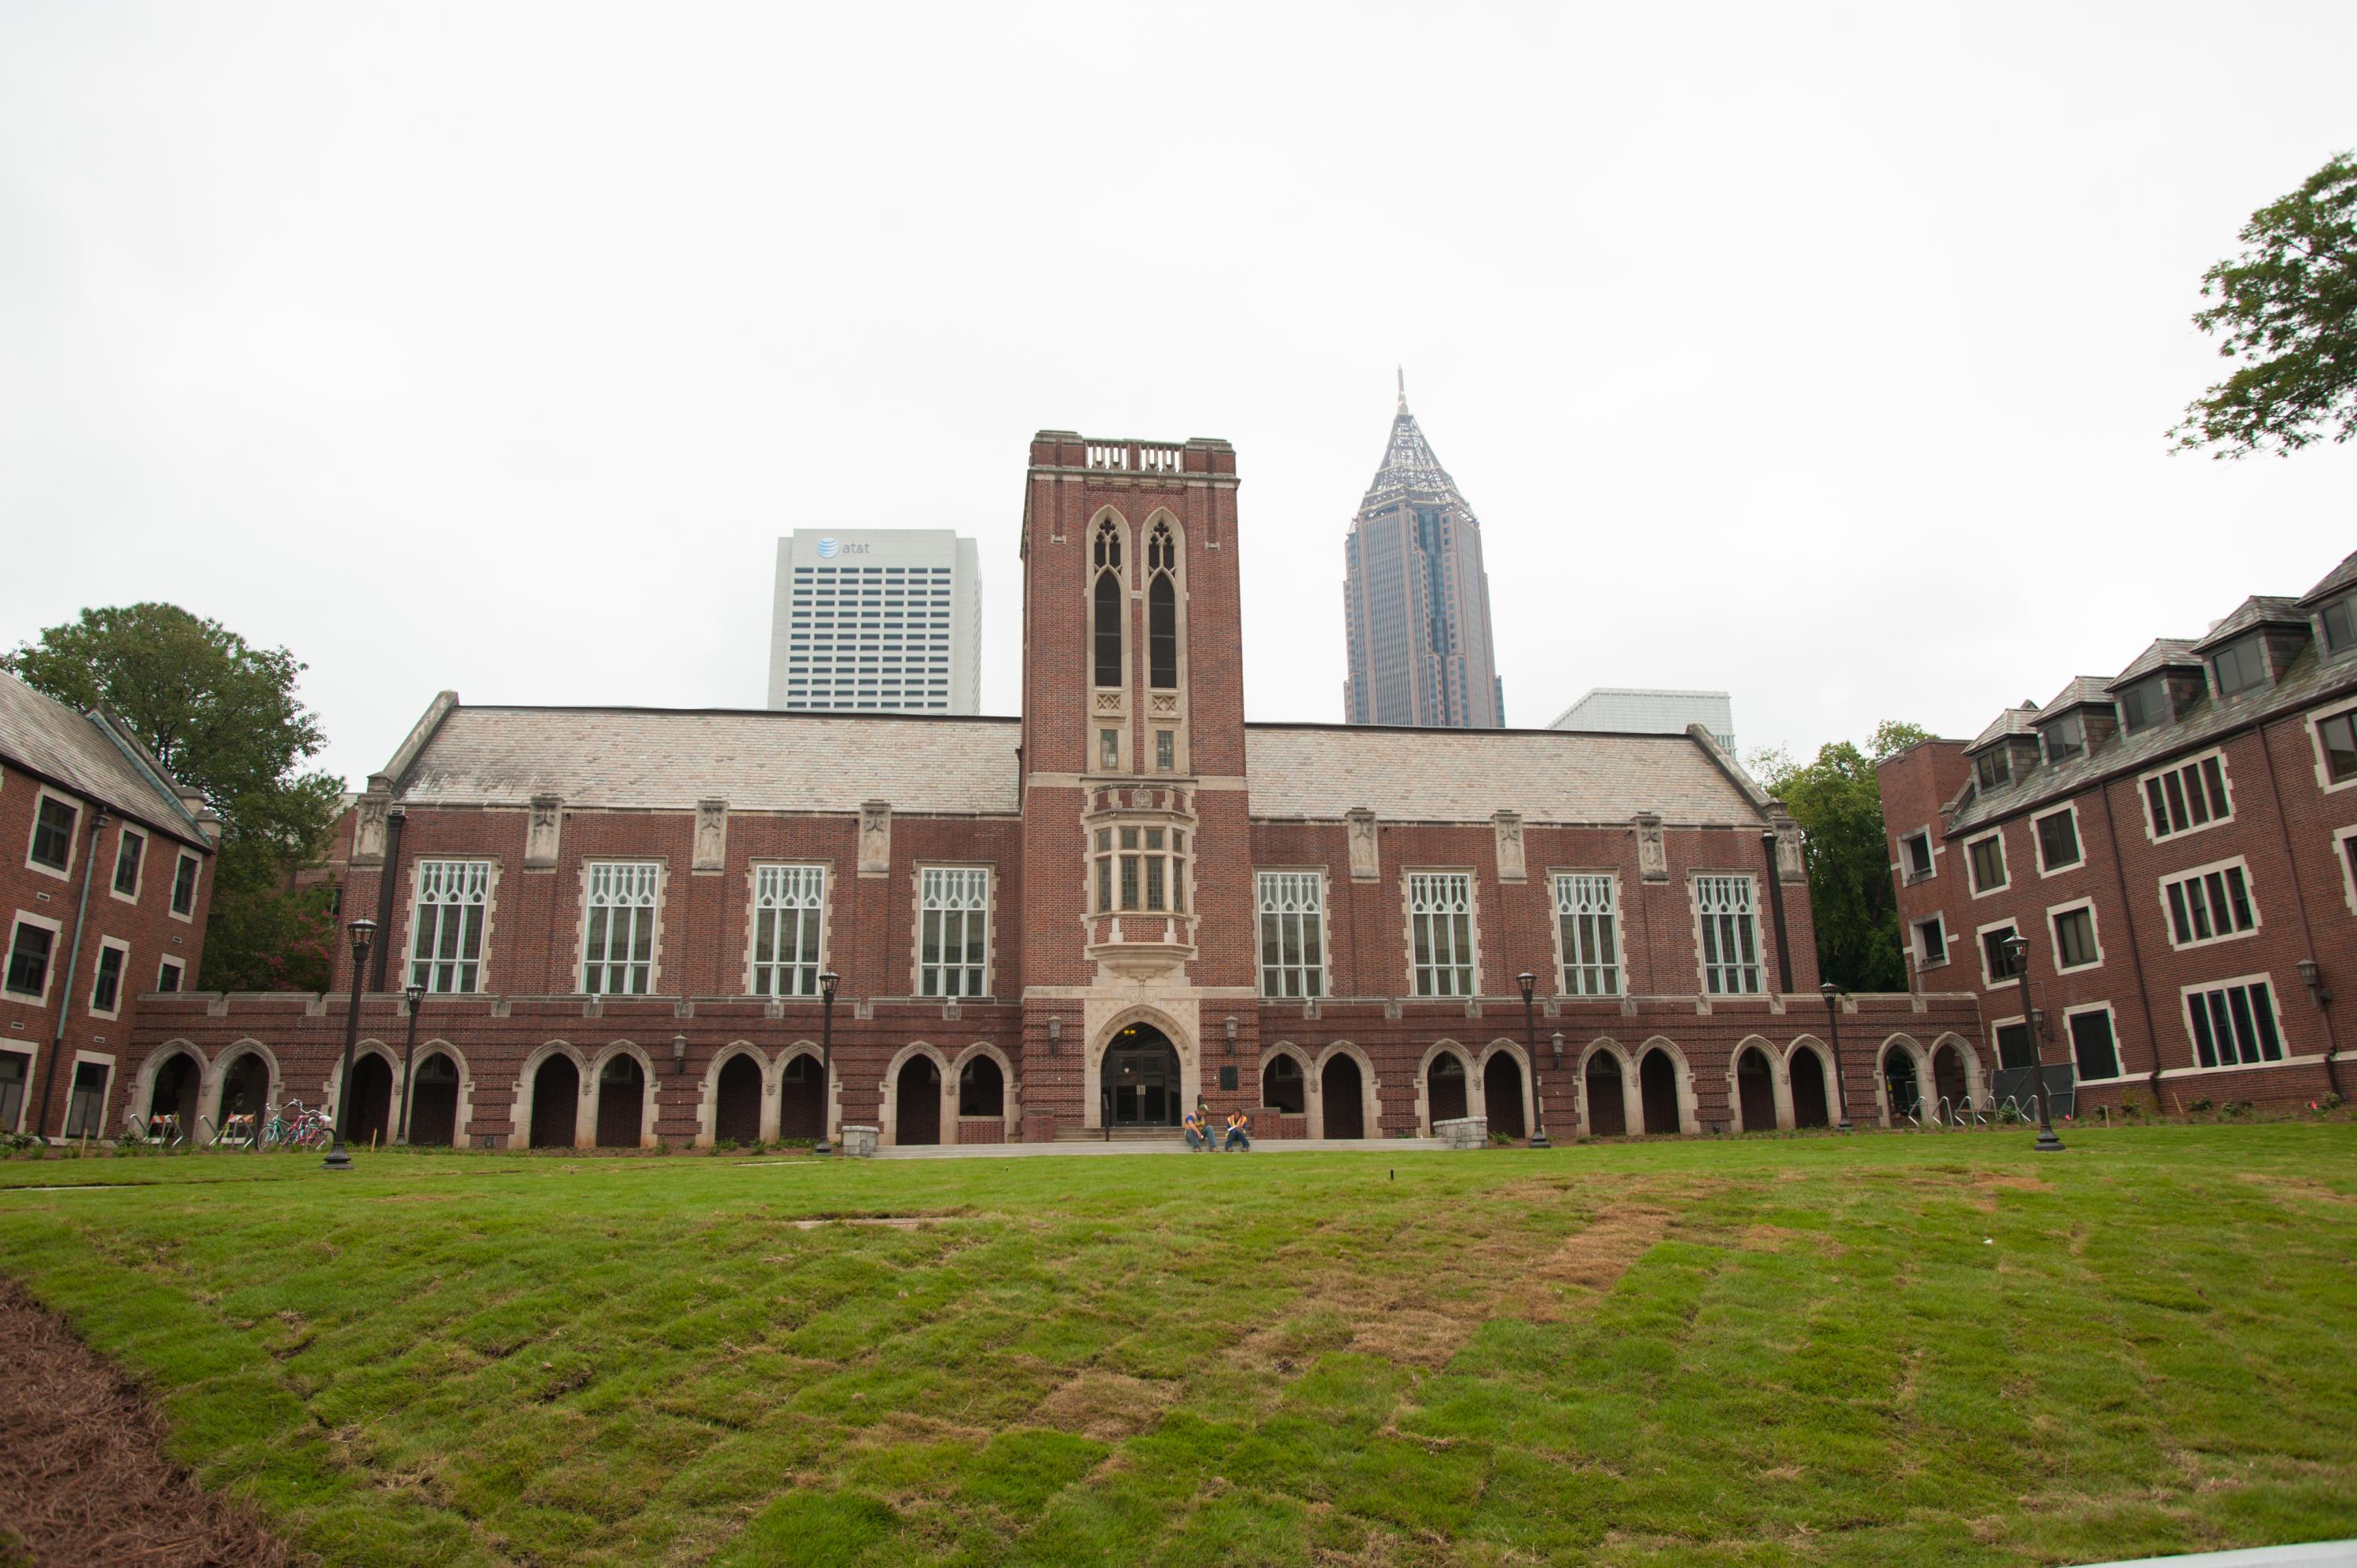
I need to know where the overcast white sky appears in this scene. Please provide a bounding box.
[4,2,2352,790]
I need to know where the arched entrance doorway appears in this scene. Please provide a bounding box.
[1262,1055,1305,1115]
[347,1055,394,1149]
[714,1054,762,1145]
[1790,1046,1831,1130]
[1639,1049,1681,1135]
[1321,1054,1365,1139]
[529,1057,579,1148]
[779,1054,825,1140]
[1102,1024,1182,1128]
[1932,1043,1970,1120]
[1482,1054,1525,1138]
[1883,1049,1921,1124]
[148,1053,200,1138]
[217,1053,270,1132]
[1736,1047,1776,1131]
[1585,1054,1626,1137]
[896,1055,942,1145]
[409,1053,460,1147]
[596,1057,645,1148]
[1428,1052,1468,1124]
[958,1057,1003,1118]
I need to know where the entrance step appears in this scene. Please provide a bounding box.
[1054,1126,1186,1142]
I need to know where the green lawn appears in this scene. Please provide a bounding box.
[2,1125,2354,1566]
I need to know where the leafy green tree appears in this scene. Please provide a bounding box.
[5,604,345,991]
[2172,152,2357,458]
[1750,721,1931,994]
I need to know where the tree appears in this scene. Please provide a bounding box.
[4,604,345,991]
[1750,721,1932,994]
[2172,152,2357,458]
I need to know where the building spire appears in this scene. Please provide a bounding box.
[1396,365,1406,412]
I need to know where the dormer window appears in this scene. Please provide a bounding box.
[1974,750,2011,790]
[2117,676,2168,735]
[2212,636,2270,698]
[2043,713,2085,764]
[2320,593,2355,653]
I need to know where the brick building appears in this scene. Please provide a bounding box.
[2,670,218,1141]
[1879,547,2357,1115]
[119,431,1979,1151]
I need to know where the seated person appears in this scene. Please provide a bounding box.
[1182,1109,1207,1151]
[1223,1112,1252,1151]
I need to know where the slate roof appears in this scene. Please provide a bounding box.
[1242,725,1767,826]
[2106,638,2203,690]
[2040,677,2113,716]
[394,706,1024,815]
[2191,595,2309,655]
[1948,635,2357,837]
[1967,706,2040,752]
[0,670,211,845]
[2303,548,2357,608]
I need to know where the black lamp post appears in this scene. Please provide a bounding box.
[2000,932,2066,1152]
[324,918,377,1171]
[814,969,840,1156]
[1817,981,1853,1131]
[395,982,425,1145]
[1517,970,1549,1149]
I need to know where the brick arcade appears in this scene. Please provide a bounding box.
[114,431,1984,1152]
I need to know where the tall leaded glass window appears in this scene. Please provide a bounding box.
[1146,521,1177,689]
[582,862,659,995]
[919,867,989,997]
[409,859,492,994]
[1093,520,1124,687]
[1257,871,1324,998]
[751,864,825,996]
[1408,872,1475,997]
[1096,826,1185,914]
[1553,874,1619,995]
[1694,874,1761,995]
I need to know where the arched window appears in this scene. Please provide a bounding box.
[1262,1054,1305,1114]
[959,1056,1004,1116]
[1092,518,1124,688]
[1146,522,1177,689]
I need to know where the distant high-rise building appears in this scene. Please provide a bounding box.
[1552,689,1736,754]
[768,529,982,713]
[1340,378,1505,728]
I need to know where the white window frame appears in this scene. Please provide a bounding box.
[580,860,662,995]
[4,910,64,1005]
[2307,699,2357,794]
[168,850,201,922]
[1254,869,1325,999]
[917,865,992,998]
[1975,915,2023,992]
[61,1050,114,1141]
[409,859,496,995]
[2063,1001,2124,1083]
[25,786,80,881]
[1551,870,1623,997]
[2338,824,2357,920]
[2033,804,2084,876]
[750,863,829,997]
[0,1044,31,1134]
[2138,748,2234,843]
[1691,872,1762,996]
[1911,913,1949,971]
[1897,827,1937,885]
[156,955,185,995]
[2179,973,2287,1072]
[1964,830,2008,896]
[2045,896,2103,972]
[1405,870,1479,998]
[2157,854,2261,953]
[87,936,132,1020]
[110,825,148,905]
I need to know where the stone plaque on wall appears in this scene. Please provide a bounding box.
[525,794,563,870]
[352,794,390,865]
[1492,810,1525,882]
[859,800,892,877]
[694,798,728,873]
[1346,807,1379,882]
[1634,811,1669,882]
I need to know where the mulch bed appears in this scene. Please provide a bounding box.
[0,1277,293,1567]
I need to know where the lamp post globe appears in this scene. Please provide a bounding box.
[815,969,841,1156]
[395,981,425,1145]
[2000,932,2066,1152]
[1516,970,1549,1149]
[324,918,378,1171]
[1818,980,1853,1132]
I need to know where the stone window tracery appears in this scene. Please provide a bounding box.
[1257,872,1325,998]
[919,866,989,998]
[582,862,660,995]
[410,859,493,994]
[752,864,826,996]
[1093,519,1124,689]
[1408,872,1475,997]
[1146,521,1178,690]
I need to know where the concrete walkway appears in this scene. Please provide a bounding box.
[874,1136,1449,1160]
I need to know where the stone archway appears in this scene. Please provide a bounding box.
[215,1050,273,1133]
[1481,1052,1526,1138]
[1638,1047,1682,1136]
[714,1053,763,1145]
[147,1049,203,1139]
[1735,1045,1777,1132]
[347,1053,395,1148]
[595,1054,647,1149]
[1101,1023,1183,1128]
[529,1055,581,1148]
[1789,1044,1831,1130]
[1882,1043,1923,1125]
[1259,1049,1307,1116]
[779,1050,826,1141]
[1582,1046,1629,1138]
[1321,1053,1365,1139]
[896,1053,944,1145]
[1427,1050,1469,1126]
[1931,1039,1971,1119]
[408,1051,462,1148]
